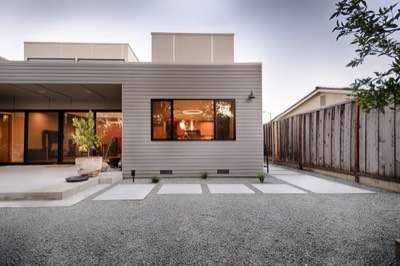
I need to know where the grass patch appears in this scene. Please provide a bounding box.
[257,173,266,183]
[200,171,209,179]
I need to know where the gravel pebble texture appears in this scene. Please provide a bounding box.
[0,170,399,265]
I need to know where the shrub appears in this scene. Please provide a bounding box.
[257,173,266,183]
[200,171,209,179]
[72,110,104,157]
[150,175,160,183]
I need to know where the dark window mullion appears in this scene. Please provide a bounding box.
[24,111,29,163]
[213,100,217,140]
[151,100,155,140]
[58,112,63,163]
[170,100,174,140]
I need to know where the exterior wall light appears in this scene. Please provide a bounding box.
[248,90,256,100]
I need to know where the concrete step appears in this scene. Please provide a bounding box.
[0,171,122,201]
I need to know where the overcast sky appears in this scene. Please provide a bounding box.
[0,0,395,120]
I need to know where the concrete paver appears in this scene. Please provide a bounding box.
[93,184,155,200]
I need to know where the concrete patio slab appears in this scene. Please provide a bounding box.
[0,184,110,207]
[208,184,255,194]
[274,174,374,194]
[0,165,122,201]
[93,184,155,200]
[252,184,307,194]
[158,184,202,194]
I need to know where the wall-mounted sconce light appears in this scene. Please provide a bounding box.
[248,90,256,100]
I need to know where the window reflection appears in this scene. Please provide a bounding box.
[0,112,25,163]
[216,100,235,140]
[63,112,87,163]
[151,99,235,141]
[173,100,214,140]
[152,100,172,140]
[27,112,59,163]
[96,112,122,167]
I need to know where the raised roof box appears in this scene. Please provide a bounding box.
[24,42,139,62]
[152,32,234,64]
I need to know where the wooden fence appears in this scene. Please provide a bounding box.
[263,101,400,181]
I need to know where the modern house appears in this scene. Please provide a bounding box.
[273,87,353,121]
[0,32,263,178]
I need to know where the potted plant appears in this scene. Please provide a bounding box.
[72,110,104,177]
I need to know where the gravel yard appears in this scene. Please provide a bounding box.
[0,173,399,265]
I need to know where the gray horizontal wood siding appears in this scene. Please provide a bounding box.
[0,61,263,178]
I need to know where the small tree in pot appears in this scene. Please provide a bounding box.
[72,110,104,177]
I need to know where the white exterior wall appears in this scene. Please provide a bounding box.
[152,33,234,64]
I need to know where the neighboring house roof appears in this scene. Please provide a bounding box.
[0,56,8,62]
[272,86,353,121]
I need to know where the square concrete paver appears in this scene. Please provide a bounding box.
[268,170,300,175]
[208,184,255,194]
[93,184,155,200]
[252,184,307,194]
[274,175,374,194]
[158,184,202,194]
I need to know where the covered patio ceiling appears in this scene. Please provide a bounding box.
[0,83,122,102]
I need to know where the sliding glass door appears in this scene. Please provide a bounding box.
[27,112,59,163]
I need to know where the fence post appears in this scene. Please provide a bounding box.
[354,102,360,183]
[298,114,303,170]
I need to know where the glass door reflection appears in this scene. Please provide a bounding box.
[62,112,87,163]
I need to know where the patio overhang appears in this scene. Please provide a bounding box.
[0,83,122,110]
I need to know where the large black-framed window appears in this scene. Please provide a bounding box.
[151,99,236,141]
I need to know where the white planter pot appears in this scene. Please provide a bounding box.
[75,156,103,177]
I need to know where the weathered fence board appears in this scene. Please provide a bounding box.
[366,109,379,175]
[304,113,311,165]
[343,103,352,172]
[311,112,317,166]
[359,110,366,174]
[396,111,400,178]
[274,121,279,160]
[317,110,324,166]
[288,117,293,161]
[339,105,345,171]
[378,107,395,177]
[350,103,355,172]
[324,108,332,168]
[293,116,298,162]
[331,106,341,170]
